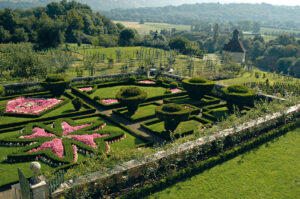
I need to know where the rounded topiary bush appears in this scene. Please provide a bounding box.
[222,84,256,111]
[127,76,136,83]
[170,82,178,89]
[156,103,191,132]
[72,97,82,111]
[41,74,70,97]
[182,77,215,99]
[116,87,147,113]
[156,78,163,86]
[0,85,5,97]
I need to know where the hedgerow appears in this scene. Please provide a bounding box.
[182,77,215,99]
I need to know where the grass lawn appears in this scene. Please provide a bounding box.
[147,128,300,199]
[146,119,202,138]
[116,104,159,121]
[0,116,146,188]
[90,85,167,99]
[217,70,299,86]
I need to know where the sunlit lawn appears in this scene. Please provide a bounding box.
[147,128,300,199]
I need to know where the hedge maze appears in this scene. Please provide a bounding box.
[0,76,256,187]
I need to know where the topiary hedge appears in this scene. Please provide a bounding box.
[156,103,191,132]
[41,74,70,97]
[116,87,147,113]
[182,77,215,99]
[222,84,256,111]
[0,85,5,97]
[72,97,82,111]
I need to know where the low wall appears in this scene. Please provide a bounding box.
[52,104,300,198]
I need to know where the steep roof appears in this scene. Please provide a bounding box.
[223,30,247,53]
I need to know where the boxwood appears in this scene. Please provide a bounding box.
[182,77,215,99]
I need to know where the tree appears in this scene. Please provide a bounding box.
[276,34,296,46]
[169,36,189,52]
[37,14,65,49]
[0,26,10,43]
[252,22,261,33]
[11,28,28,43]
[118,28,136,46]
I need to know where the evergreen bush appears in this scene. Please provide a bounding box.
[72,98,82,111]
[116,87,147,113]
[182,77,215,99]
[41,74,70,97]
[0,85,5,97]
[222,84,256,111]
[127,76,136,83]
[156,78,163,86]
[170,82,178,89]
[156,103,191,132]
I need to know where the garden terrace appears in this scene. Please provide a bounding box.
[0,91,95,131]
[0,113,149,187]
[71,79,186,108]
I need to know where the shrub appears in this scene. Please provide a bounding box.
[116,87,147,113]
[127,76,136,83]
[170,82,178,89]
[0,101,6,116]
[182,77,215,99]
[0,86,5,97]
[222,84,256,111]
[72,98,82,111]
[94,96,100,101]
[156,78,163,86]
[41,74,70,97]
[156,103,191,132]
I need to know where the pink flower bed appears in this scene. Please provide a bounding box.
[170,89,182,93]
[100,99,119,105]
[79,87,93,92]
[72,145,78,163]
[29,138,64,158]
[61,121,91,136]
[68,134,109,148]
[20,127,56,139]
[6,97,63,115]
[184,105,193,110]
[138,80,155,84]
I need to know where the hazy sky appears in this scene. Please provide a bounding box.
[209,0,300,6]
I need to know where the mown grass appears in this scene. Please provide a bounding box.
[0,116,146,187]
[217,70,299,86]
[117,104,159,121]
[90,85,167,99]
[147,128,300,199]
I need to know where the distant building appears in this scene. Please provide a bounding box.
[222,30,247,63]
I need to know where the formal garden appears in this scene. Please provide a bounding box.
[0,72,299,199]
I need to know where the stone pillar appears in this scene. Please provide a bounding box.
[30,180,49,199]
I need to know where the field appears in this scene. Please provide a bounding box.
[147,127,300,199]
[113,21,190,35]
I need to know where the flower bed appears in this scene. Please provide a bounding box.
[170,89,182,94]
[5,97,63,115]
[138,80,156,84]
[100,99,119,105]
[78,87,93,92]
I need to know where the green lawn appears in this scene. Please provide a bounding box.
[117,104,159,121]
[147,128,300,199]
[91,85,167,99]
[0,116,146,187]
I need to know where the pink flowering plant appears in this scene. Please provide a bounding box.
[5,97,65,116]
[100,99,119,105]
[78,87,93,92]
[138,80,156,84]
[1,118,125,166]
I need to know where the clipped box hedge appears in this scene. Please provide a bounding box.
[222,85,256,111]
[182,77,215,99]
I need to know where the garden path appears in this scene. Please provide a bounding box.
[79,96,165,144]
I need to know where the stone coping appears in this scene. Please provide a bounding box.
[52,103,300,198]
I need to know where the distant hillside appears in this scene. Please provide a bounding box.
[105,3,300,27]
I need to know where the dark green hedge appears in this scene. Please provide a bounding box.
[163,95,220,108]
[116,87,147,113]
[182,77,215,99]
[41,74,70,97]
[120,120,300,199]
[0,85,5,97]
[222,85,256,111]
